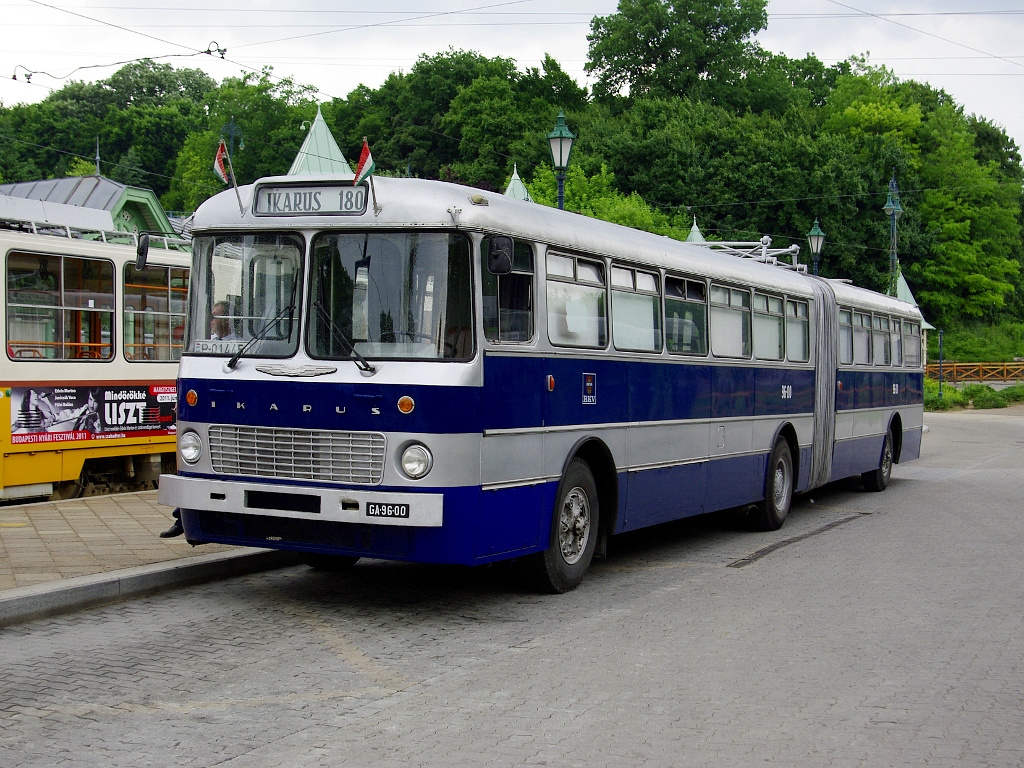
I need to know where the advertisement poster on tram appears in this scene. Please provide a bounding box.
[9,385,177,445]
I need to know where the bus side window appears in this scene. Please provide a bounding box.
[665,277,707,356]
[481,236,534,343]
[903,320,922,367]
[890,316,903,366]
[838,308,854,365]
[753,291,784,361]
[546,252,607,349]
[872,315,891,366]
[611,265,661,353]
[853,311,871,364]
[709,284,751,359]
[786,299,810,363]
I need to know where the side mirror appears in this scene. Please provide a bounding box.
[487,236,513,275]
[135,233,150,271]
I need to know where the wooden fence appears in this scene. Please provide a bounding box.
[925,362,1024,382]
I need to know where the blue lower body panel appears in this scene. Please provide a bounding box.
[830,434,884,482]
[180,482,557,567]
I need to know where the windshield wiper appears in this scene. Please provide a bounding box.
[313,299,375,373]
[226,304,296,370]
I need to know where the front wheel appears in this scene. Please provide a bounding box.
[750,438,794,532]
[523,458,599,593]
[862,428,894,492]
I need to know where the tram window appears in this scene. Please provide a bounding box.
[124,264,189,361]
[709,284,751,358]
[547,253,607,349]
[872,315,891,365]
[786,299,810,363]
[665,277,707,356]
[853,311,871,365]
[890,316,903,366]
[838,308,854,365]
[904,321,922,366]
[481,236,534,343]
[753,292,784,361]
[6,251,114,361]
[611,266,661,353]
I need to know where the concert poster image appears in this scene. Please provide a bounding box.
[9,385,177,444]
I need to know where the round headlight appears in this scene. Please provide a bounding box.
[400,444,433,479]
[179,430,203,465]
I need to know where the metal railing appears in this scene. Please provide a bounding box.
[925,362,1024,382]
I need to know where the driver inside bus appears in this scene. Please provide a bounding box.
[210,300,240,340]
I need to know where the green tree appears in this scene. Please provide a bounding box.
[586,0,768,100]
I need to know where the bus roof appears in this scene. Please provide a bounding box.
[194,175,923,320]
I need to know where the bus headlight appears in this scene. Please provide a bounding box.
[400,443,433,479]
[179,430,203,465]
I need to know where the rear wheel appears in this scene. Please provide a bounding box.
[750,438,793,532]
[523,458,599,593]
[862,427,894,492]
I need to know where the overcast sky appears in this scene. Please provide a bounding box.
[4,1,1024,157]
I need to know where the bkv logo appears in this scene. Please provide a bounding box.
[582,373,597,405]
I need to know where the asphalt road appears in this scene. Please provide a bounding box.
[2,407,1022,767]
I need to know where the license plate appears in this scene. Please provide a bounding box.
[366,502,410,519]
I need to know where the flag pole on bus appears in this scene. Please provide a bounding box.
[214,138,245,215]
[354,137,381,215]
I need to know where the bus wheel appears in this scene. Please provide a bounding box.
[751,439,793,532]
[303,554,360,571]
[862,428,894,492]
[524,458,598,593]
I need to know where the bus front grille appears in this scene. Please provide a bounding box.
[208,426,386,485]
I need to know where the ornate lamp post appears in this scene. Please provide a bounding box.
[882,173,903,296]
[546,111,576,210]
[807,218,825,276]
[219,116,245,161]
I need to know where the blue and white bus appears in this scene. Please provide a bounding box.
[159,175,924,592]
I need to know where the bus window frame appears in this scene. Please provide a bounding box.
[546,250,608,350]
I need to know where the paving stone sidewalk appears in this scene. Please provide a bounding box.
[0,490,235,593]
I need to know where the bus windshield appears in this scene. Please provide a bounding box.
[188,234,303,358]
[309,231,473,361]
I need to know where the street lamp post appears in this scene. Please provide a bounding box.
[807,218,825,276]
[546,111,576,211]
[882,173,903,296]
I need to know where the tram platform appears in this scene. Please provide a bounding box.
[0,490,297,626]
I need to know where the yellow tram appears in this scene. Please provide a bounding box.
[1,210,189,501]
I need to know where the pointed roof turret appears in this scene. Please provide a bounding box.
[288,106,353,176]
[685,215,706,243]
[503,164,533,202]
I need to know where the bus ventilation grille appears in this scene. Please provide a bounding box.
[208,425,386,485]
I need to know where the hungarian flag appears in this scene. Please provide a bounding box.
[213,139,229,184]
[353,138,376,185]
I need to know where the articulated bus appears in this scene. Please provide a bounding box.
[1,217,189,500]
[159,175,924,592]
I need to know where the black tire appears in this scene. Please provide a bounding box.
[750,438,794,532]
[303,554,360,571]
[523,458,599,593]
[862,427,894,492]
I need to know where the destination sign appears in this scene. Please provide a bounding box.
[253,184,368,216]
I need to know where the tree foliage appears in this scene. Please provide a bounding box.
[1,13,1022,329]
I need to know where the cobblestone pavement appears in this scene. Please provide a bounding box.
[2,408,1023,767]
[0,491,234,591]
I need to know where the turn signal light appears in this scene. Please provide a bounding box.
[397,395,415,414]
